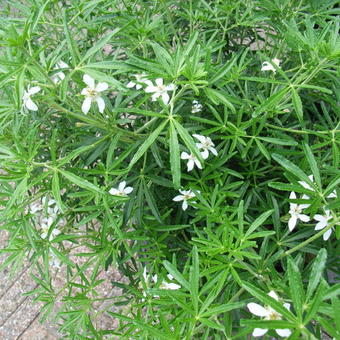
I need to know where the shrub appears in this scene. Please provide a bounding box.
[0,0,339,338]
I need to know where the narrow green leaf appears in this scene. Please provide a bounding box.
[272,153,313,187]
[50,246,75,267]
[258,137,297,146]
[149,224,190,231]
[210,53,238,84]
[107,313,170,339]
[143,182,162,223]
[59,169,104,194]
[80,68,125,90]
[241,319,293,329]
[242,282,296,322]
[163,260,190,291]
[81,29,119,63]
[287,258,304,320]
[291,88,303,123]
[252,87,288,118]
[303,142,321,188]
[306,248,327,301]
[238,200,244,234]
[245,210,273,237]
[52,171,65,212]
[129,119,167,168]
[304,280,327,324]
[169,121,180,188]
[255,139,270,160]
[204,88,236,112]
[201,302,244,317]
[172,119,203,162]
[190,246,199,313]
[62,10,80,65]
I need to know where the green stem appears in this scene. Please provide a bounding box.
[282,218,339,257]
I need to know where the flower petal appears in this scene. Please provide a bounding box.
[323,228,332,240]
[180,152,190,160]
[314,214,324,222]
[200,149,209,160]
[298,214,310,222]
[187,159,194,172]
[82,97,92,114]
[124,186,133,194]
[25,98,38,111]
[247,303,269,317]
[283,303,291,311]
[28,86,41,95]
[164,282,181,290]
[261,61,274,72]
[288,215,297,231]
[109,188,118,195]
[193,134,206,143]
[165,84,175,91]
[161,92,170,105]
[118,181,126,191]
[155,78,163,87]
[96,96,105,113]
[314,218,327,230]
[173,195,184,202]
[276,328,292,337]
[95,82,108,92]
[289,191,296,199]
[182,200,188,211]
[126,81,136,88]
[252,328,268,337]
[151,93,160,101]
[83,74,95,88]
[268,290,279,301]
[210,147,218,156]
[194,159,202,169]
[327,190,337,198]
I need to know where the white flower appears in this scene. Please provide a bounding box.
[109,181,133,196]
[314,210,333,240]
[298,174,314,191]
[261,58,281,73]
[41,220,61,240]
[181,152,202,171]
[247,290,292,338]
[49,252,61,268]
[193,134,217,160]
[299,175,337,199]
[127,73,148,90]
[29,202,43,214]
[81,74,108,114]
[191,100,202,113]
[173,189,196,211]
[159,274,181,290]
[23,85,41,111]
[144,78,175,105]
[327,190,337,198]
[51,60,69,84]
[288,191,310,231]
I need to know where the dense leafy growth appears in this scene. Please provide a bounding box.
[0,0,339,338]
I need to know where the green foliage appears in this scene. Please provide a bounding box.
[0,0,339,338]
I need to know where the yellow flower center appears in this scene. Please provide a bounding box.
[86,89,97,98]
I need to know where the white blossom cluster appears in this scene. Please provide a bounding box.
[28,196,65,268]
[247,291,291,337]
[288,175,336,240]
[141,267,181,298]
[22,58,285,115]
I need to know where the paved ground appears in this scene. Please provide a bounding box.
[0,230,123,339]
